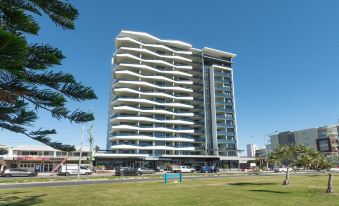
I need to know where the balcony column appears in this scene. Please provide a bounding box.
[136,139,139,154]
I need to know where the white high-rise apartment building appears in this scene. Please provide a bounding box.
[246,144,257,158]
[97,31,243,168]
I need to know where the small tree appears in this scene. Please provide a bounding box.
[268,145,301,185]
[270,144,336,192]
[163,162,171,171]
[296,146,335,194]
[318,156,335,194]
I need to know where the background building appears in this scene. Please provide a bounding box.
[246,144,257,157]
[270,124,339,156]
[97,30,246,169]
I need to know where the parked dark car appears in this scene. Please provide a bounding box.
[1,168,38,177]
[115,167,140,176]
[137,167,155,174]
[200,166,220,173]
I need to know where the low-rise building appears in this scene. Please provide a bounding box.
[255,148,266,158]
[0,145,91,173]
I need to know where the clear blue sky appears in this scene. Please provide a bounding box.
[2,0,339,153]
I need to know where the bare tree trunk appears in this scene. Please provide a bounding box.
[283,166,290,185]
[326,172,335,194]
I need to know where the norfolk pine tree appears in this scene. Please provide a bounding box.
[0,0,97,151]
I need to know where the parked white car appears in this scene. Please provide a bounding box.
[330,167,339,172]
[273,167,293,173]
[1,168,37,177]
[58,165,92,176]
[172,166,195,173]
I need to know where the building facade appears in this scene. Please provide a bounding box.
[270,125,339,156]
[97,30,243,169]
[0,145,90,173]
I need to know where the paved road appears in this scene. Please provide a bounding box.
[0,172,324,190]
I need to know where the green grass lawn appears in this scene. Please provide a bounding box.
[0,172,240,184]
[0,175,126,184]
[0,175,338,206]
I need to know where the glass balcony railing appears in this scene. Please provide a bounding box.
[214,71,231,78]
[217,123,234,128]
[216,115,233,120]
[215,93,232,98]
[215,86,231,91]
[111,134,194,139]
[214,79,232,85]
[216,108,233,113]
[215,100,233,104]
[195,146,206,150]
[194,138,205,142]
[217,130,234,135]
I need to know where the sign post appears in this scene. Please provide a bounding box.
[164,173,183,184]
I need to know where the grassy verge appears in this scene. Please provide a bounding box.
[0,175,138,184]
[0,175,338,206]
[0,172,247,184]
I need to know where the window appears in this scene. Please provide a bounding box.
[156,50,165,55]
[21,151,29,155]
[0,149,8,155]
[29,151,37,155]
[318,140,329,151]
[154,132,166,137]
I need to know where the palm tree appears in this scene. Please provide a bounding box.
[317,156,335,194]
[268,145,299,185]
[293,145,335,194]
[269,144,335,193]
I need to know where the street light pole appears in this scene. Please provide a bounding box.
[264,136,269,174]
[87,108,94,171]
[77,124,85,180]
[264,131,278,174]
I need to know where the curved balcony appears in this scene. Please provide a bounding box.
[113,106,193,117]
[113,88,193,100]
[115,53,192,70]
[117,31,192,50]
[111,144,195,151]
[114,70,192,85]
[111,116,194,125]
[119,47,192,63]
[116,36,192,55]
[115,63,192,77]
[109,135,194,142]
[111,125,194,134]
[114,81,193,93]
[112,98,193,109]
